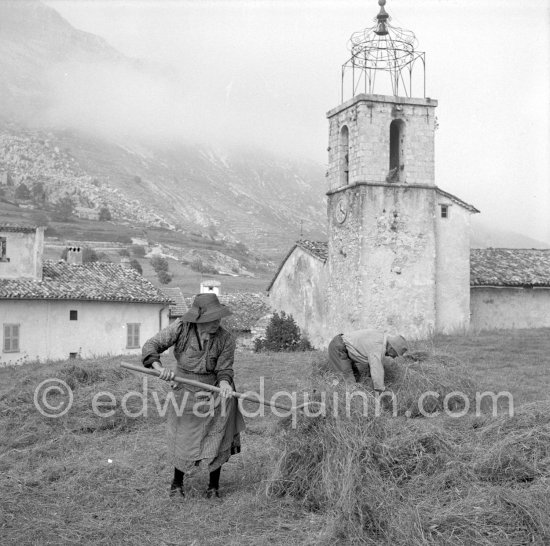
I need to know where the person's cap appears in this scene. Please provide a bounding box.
[387,334,408,356]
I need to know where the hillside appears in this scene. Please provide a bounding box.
[0,0,327,261]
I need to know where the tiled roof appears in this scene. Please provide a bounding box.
[160,287,188,317]
[184,292,271,332]
[267,240,327,292]
[436,188,480,214]
[0,224,39,233]
[470,249,550,287]
[0,260,172,303]
[296,240,328,262]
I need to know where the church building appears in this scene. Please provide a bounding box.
[268,1,550,347]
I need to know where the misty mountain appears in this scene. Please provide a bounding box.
[0,0,326,257]
[470,218,549,250]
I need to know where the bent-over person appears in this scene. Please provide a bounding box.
[328,329,408,394]
[142,293,245,499]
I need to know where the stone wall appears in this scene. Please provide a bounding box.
[470,288,550,331]
[268,246,327,348]
[326,94,437,190]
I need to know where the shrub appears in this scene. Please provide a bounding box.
[157,270,172,284]
[118,248,130,257]
[150,255,169,273]
[52,196,75,222]
[130,244,146,257]
[190,258,218,275]
[15,183,31,200]
[98,207,111,221]
[129,259,142,275]
[254,311,313,352]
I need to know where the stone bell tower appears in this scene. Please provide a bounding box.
[326,0,477,339]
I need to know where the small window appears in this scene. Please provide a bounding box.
[0,237,8,262]
[127,323,141,349]
[3,324,19,353]
[440,205,449,218]
[70,310,78,320]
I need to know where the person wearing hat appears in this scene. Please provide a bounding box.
[327,329,408,393]
[142,293,245,499]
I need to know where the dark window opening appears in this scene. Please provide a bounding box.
[70,310,78,320]
[3,324,20,352]
[69,352,78,359]
[0,237,8,262]
[340,125,349,185]
[127,323,141,349]
[440,205,449,218]
[389,119,405,182]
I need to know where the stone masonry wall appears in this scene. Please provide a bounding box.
[327,94,437,190]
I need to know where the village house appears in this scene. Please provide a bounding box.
[0,224,172,366]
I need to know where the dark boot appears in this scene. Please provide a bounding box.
[170,467,185,498]
[205,466,221,498]
[170,482,185,498]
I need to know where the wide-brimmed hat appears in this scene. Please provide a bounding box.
[181,293,232,323]
[387,334,408,356]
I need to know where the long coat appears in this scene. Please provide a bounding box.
[142,319,245,472]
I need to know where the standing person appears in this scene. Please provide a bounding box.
[142,293,245,499]
[327,329,408,393]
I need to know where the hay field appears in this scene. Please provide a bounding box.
[1,329,549,545]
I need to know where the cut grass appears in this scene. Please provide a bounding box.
[0,329,549,544]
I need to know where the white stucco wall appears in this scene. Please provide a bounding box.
[268,247,327,349]
[0,300,170,366]
[435,198,472,333]
[0,227,44,279]
[470,287,550,331]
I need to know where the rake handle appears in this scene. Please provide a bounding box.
[120,361,293,412]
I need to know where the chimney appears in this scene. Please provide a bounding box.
[66,246,83,265]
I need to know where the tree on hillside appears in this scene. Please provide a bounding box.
[99,207,111,221]
[118,248,130,258]
[130,244,146,258]
[15,183,31,200]
[151,255,169,273]
[157,270,172,285]
[129,259,142,275]
[52,196,75,222]
[31,181,46,205]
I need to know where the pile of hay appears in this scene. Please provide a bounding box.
[269,352,550,544]
[0,357,167,452]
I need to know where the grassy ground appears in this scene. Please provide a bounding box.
[1,329,549,545]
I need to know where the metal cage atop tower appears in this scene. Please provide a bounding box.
[341,0,426,101]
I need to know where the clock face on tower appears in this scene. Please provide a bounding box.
[335,195,348,224]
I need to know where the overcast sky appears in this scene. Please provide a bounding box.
[46,0,550,243]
